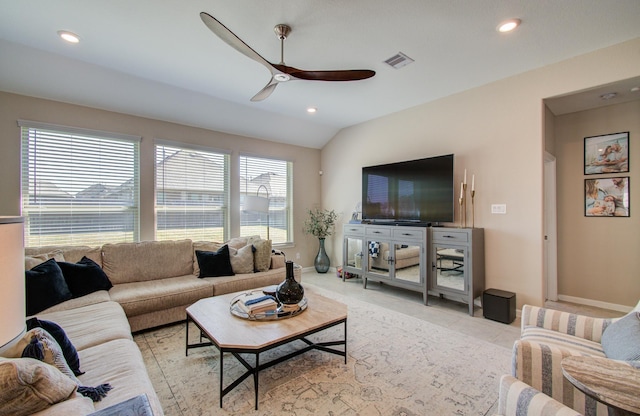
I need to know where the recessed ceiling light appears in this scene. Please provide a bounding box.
[497,19,521,33]
[600,92,618,100]
[631,86,640,92]
[57,30,80,44]
[307,107,317,114]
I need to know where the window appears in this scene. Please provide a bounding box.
[155,142,230,241]
[20,120,140,247]
[240,155,292,244]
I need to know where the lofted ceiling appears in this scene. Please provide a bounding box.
[0,1,639,149]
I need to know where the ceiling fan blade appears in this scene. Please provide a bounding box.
[274,66,376,82]
[250,80,279,102]
[200,12,274,72]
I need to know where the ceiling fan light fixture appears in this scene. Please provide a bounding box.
[274,73,290,82]
[57,30,80,43]
[307,107,317,114]
[497,19,521,33]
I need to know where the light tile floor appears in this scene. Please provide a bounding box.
[301,269,625,351]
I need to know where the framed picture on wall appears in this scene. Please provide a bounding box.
[584,132,629,175]
[585,177,629,217]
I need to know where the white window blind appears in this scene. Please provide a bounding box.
[19,121,140,247]
[155,142,229,241]
[240,155,292,244]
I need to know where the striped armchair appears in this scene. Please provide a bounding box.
[496,375,582,416]
[512,305,615,416]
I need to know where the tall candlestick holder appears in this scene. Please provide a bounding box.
[458,197,464,228]
[470,190,475,228]
[462,183,467,228]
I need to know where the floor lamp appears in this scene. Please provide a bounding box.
[0,217,25,354]
[244,185,270,240]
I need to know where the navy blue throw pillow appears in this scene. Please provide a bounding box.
[196,245,234,278]
[57,256,113,298]
[25,258,72,315]
[26,317,84,376]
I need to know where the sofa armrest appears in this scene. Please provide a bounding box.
[497,375,582,416]
[520,305,612,342]
[512,339,607,415]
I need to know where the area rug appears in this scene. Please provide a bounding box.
[134,285,510,415]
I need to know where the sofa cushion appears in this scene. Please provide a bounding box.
[102,239,193,284]
[196,245,234,278]
[252,239,272,272]
[58,257,113,298]
[26,246,102,266]
[108,275,213,317]
[207,266,292,296]
[520,326,606,356]
[226,236,248,249]
[5,328,79,383]
[37,290,111,315]
[25,250,66,270]
[601,311,640,360]
[77,339,162,415]
[0,357,77,416]
[229,244,255,274]
[37,301,133,351]
[192,241,222,277]
[26,259,73,316]
[26,318,83,376]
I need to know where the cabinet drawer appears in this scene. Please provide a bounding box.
[365,227,392,238]
[432,229,469,243]
[343,224,364,235]
[392,228,425,241]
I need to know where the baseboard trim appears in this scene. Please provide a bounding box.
[557,295,633,313]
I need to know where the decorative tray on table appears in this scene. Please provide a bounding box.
[229,289,307,321]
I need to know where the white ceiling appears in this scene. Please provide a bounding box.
[1,1,639,149]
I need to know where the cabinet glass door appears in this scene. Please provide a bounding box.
[366,239,390,278]
[393,243,421,284]
[345,237,363,269]
[433,245,466,292]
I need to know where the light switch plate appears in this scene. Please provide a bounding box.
[491,204,507,214]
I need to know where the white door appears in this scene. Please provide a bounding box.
[544,152,558,301]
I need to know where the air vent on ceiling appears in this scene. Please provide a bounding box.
[384,52,414,69]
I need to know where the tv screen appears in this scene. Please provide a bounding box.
[362,154,454,224]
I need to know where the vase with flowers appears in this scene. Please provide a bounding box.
[303,208,338,273]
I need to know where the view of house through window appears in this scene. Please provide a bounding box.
[240,155,291,244]
[155,142,229,242]
[20,121,140,247]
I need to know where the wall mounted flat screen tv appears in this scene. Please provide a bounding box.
[362,154,454,224]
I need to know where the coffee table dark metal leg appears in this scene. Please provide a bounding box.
[254,354,259,410]
[219,351,223,408]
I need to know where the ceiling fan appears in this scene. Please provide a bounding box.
[200,12,376,102]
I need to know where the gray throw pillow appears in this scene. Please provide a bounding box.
[601,311,640,360]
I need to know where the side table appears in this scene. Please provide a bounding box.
[561,356,640,416]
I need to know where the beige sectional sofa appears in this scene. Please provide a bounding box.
[2,238,298,416]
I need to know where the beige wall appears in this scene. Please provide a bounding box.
[554,100,640,307]
[322,38,640,309]
[0,92,322,266]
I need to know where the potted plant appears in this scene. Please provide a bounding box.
[303,208,338,273]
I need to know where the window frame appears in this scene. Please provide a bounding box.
[19,119,141,247]
[239,153,293,245]
[154,139,231,242]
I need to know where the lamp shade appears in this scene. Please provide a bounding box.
[244,195,270,213]
[0,217,25,350]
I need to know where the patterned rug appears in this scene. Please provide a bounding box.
[134,284,510,415]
